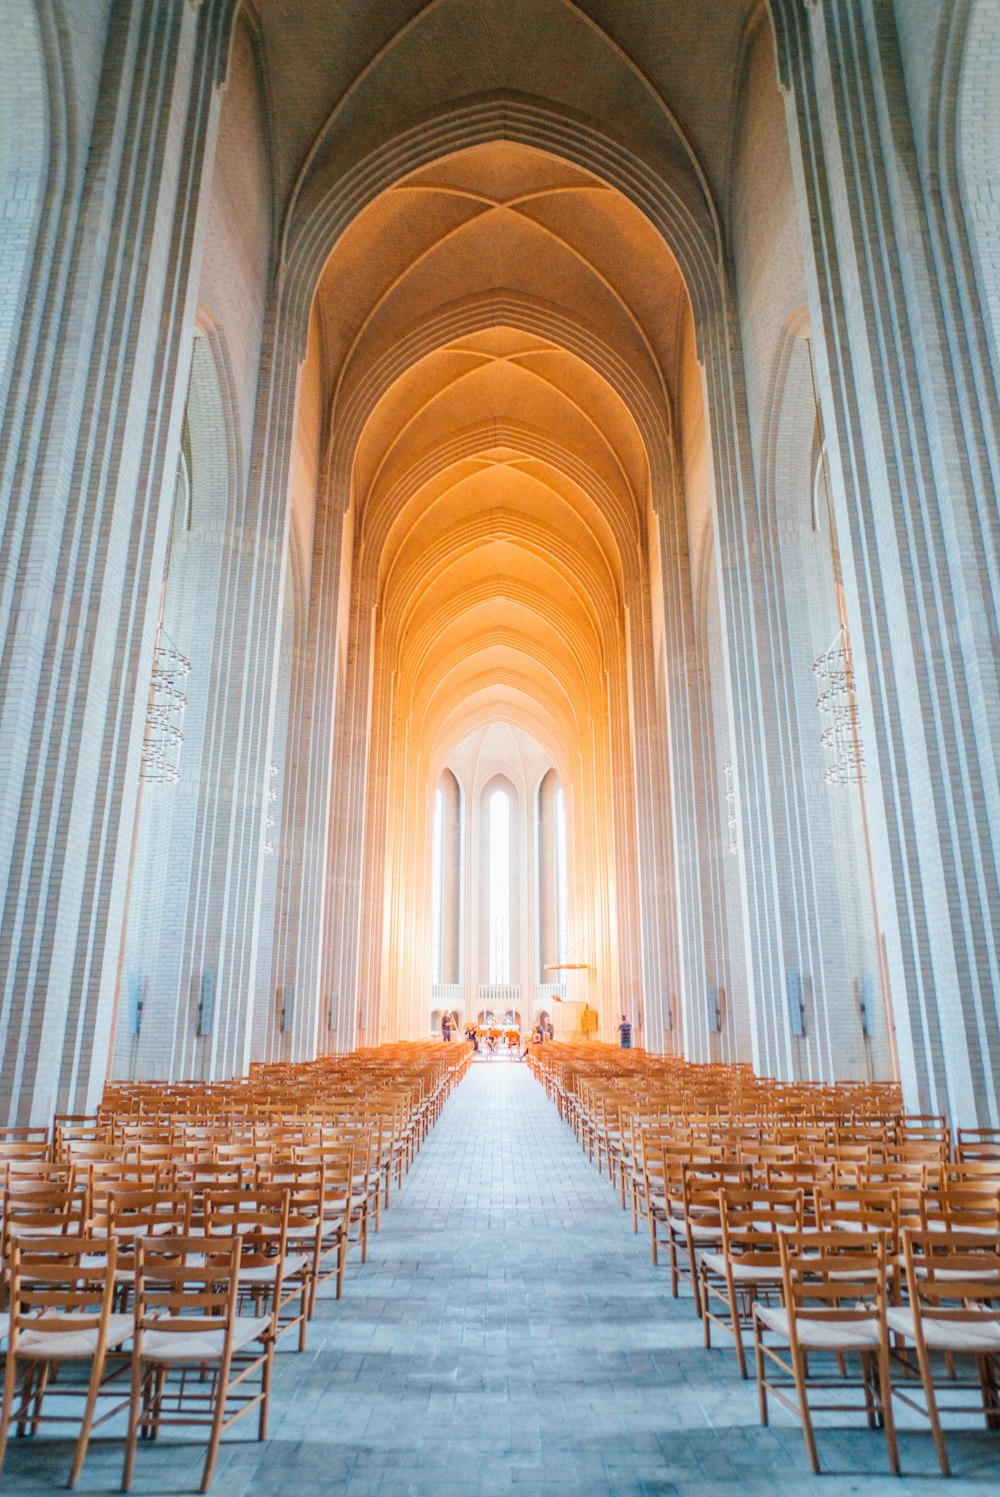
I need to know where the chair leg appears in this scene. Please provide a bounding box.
[877,1337,900,1475]
[297,1283,309,1353]
[914,1337,950,1476]
[978,1353,1000,1431]
[728,1279,747,1380]
[336,1230,348,1298]
[258,1343,273,1440]
[861,1352,877,1429]
[753,1321,768,1426]
[16,1361,35,1438]
[0,1348,19,1478]
[200,1350,232,1494]
[31,1359,52,1438]
[68,1350,104,1488]
[790,1346,820,1474]
[688,1239,703,1318]
[121,1354,144,1492]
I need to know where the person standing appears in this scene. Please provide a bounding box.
[441,1012,453,1042]
[618,1013,632,1049]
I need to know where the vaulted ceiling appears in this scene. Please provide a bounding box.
[306,139,687,767]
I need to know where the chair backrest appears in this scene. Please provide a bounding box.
[203,1186,289,1322]
[920,1186,1000,1231]
[778,1229,890,1339]
[764,1159,836,1196]
[947,1160,1000,1185]
[104,1186,194,1250]
[2,1182,87,1248]
[680,1161,754,1225]
[719,1187,803,1258]
[87,1160,169,1215]
[901,1227,1000,1337]
[3,1160,77,1191]
[815,1184,900,1247]
[133,1233,241,1339]
[955,1127,1000,1163]
[7,1233,118,1343]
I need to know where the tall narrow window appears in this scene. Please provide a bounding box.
[555,784,568,963]
[488,789,510,984]
[430,786,444,984]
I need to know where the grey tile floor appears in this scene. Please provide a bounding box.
[4,1059,1000,1495]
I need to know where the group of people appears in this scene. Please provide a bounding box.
[441,1008,633,1048]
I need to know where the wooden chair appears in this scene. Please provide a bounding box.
[204,1187,308,1351]
[254,1163,326,1336]
[753,1230,897,1475]
[2,1182,87,1254]
[670,1161,753,1315]
[814,1184,901,1246]
[123,1234,274,1493]
[294,1141,355,1299]
[0,1235,131,1488]
[955,1128,1000,1165]
[921,1185,1000,1233]
[700,1187,803,1377]
[887,1227,1000,1475]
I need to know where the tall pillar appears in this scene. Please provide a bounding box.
[0,0,234,1123]
[768,0,1000,1122]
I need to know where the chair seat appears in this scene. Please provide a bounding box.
[679,1219,722,1244]
[285,1226,322,1245]
[141,1315,270,1362]
[755,1304,882,1351]
[922,1215,999,1239]
[239,1253,308,1285]
[701,1251,780,1284]
[895,1256,1000,1283]
[17,1312,133,1360]
[886,1307,1000,1352]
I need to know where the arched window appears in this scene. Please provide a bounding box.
[430,785,444,985]
[488,788,511,984]
[555,784,568,963]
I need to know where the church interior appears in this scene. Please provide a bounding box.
[0,0,999,1490]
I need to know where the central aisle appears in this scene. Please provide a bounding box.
[242,1060,947,1497]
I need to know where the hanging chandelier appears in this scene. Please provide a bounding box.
[140,627,190,784]
[812,627,864,784]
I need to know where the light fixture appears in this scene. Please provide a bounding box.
[723,761,738,856]
[140,627,190,784]
[264,758,279,854]
[812,627,864,784]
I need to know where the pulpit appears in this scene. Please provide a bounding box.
[552,1001,588,1043]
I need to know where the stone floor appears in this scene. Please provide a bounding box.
[5,1059,1000,1495]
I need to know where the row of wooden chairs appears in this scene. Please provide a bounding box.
[0,1041,473,1489]
[528,1042,1000,1477]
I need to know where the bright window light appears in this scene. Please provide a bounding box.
[430,785,444,984]
[555,783,568,962]
[489,788,510,984]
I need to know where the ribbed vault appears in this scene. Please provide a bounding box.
[296,135,689,1039]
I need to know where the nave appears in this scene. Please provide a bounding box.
[4,1060,992,1497]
